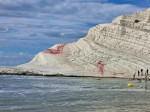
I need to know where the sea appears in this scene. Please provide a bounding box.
[0,75,150,112]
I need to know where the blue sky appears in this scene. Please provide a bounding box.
[0,0,149,66]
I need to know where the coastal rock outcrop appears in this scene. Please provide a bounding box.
[1,8,150,78]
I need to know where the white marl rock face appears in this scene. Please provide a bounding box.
[15,8,150,77]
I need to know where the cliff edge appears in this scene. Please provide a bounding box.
[1,8,150,78]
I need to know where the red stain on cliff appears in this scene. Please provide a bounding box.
[44,44,67,54]
[97,61,104,76]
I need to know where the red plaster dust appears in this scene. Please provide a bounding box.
[44,44,67,54]
[97,61,104,76]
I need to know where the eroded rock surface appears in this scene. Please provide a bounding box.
[1,8,150,78]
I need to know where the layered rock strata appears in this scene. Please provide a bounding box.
[1,8,150,78]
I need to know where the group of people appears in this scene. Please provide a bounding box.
[133,68,149,80]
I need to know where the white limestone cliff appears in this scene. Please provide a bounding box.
[1,8,150,78]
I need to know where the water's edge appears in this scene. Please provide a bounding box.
[0,72,148,81]
[1,75,150,112]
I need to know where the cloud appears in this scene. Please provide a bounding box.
[49,2,145,23]
[0,26,8,32]
[0,0,146,23]
[0,52,33,66]
[0,0,147,66]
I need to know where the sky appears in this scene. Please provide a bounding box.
[0,0,149,66]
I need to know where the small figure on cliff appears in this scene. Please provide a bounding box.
[138,71,140,77]
[145,72,147,78]
[133,72,136,79]
[146,69,149,81]
[146,68,149,75]
[141,69,143,76]
[145,72,148,89]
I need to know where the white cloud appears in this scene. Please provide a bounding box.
[0,0,147,66]
[19,52,24,56]
[0,0,146,23]
[0,52,33,66]
[47,2,145,23]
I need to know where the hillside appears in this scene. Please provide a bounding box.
[1,8,150,78]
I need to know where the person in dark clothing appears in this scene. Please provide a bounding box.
[146,69,149,81]
[145,72,148,89]
[141,69,143,76]
[146,69,149,75]
[138,71,140,77]
[133,72,136,79]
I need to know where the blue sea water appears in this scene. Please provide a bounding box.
[0,75,150,112]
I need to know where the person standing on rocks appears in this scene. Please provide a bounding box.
[138,71,140,78]
[146,68,149,81]
[146,69,149,75]
[145,72,148,89]
[133,72,136,79]
[141,69,143,76]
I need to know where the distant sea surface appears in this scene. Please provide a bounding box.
[1,75,150,112]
